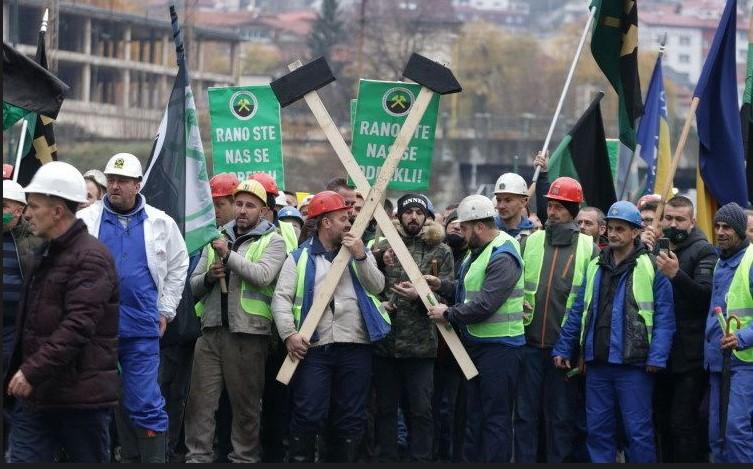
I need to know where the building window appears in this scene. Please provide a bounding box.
[679,54,690,63]
[679,36,690,46]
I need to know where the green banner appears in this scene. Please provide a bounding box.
[350,80,439,191]
[208,85,285,188]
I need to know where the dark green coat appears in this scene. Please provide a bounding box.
[373,219,454,358]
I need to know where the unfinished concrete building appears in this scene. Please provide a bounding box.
[4,0,243,139]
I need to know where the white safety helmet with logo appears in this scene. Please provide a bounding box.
[457,194,497,223]
[23,161,88,203]
[3,180,27,205]
[104,152,143,180]
[493,172,528,196]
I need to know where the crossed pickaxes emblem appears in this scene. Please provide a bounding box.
[270,54,478,384]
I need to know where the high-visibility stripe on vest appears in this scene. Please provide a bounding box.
[461,231,525,339]
[291,247,390,330]
[523,230,593,327]
[279,221,298,254]
[195,231,276,320]
[725,244,753,362]
[580,253,655,346]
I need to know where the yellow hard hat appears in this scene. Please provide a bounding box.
[233,179,267,205]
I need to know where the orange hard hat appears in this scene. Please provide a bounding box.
[210,173,240,198]
[3,164,13,180]
[545,177,584,204]
[307,191,348,218]
[250,172,279,196]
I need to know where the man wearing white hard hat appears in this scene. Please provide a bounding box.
[77,152,189,463]
[426,194,525,462]
[5,162,119,462]
[493,172,535,241]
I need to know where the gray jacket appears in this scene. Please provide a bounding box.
[271,237,385,347]
[190,219,287,336]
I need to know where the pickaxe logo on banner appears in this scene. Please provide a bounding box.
[229,90,258,120]
[270,54,479,385]
[383,87,414,116]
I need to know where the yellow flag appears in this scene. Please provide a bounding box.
[695,166,717,243]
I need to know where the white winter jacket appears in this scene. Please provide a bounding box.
[77,196,189,321]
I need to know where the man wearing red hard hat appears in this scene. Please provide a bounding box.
[515,176,598,462]
[271,190,387,462]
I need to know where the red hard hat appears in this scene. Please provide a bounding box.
[210,173,240,198]
[546,177,584,204]
[250,172,279,196]
[307,191,348,218]
[637,193,662,209]
[3,164,13,180]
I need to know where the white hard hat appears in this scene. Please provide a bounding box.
[104,153,143,179]
[83,169,108,189]
[3,180,27,205]
[275,192,288,207]
[494,172,528,196]
[457,194,497,223]
[23,161,87,203]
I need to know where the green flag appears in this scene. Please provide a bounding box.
[549,92,616,214]
[590,0,643,199]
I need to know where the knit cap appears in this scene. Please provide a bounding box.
[714,202,747,240]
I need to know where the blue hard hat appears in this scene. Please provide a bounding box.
[278,206,303,224]
[605,201,643,228]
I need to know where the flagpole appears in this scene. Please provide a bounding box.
[528,6,596,197]
[619,34,668,201]
[12,120,28,183]
[658,97,700,204]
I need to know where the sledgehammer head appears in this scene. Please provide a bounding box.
[402,53,461,95]
[270,56,335,107]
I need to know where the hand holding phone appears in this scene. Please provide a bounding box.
[657,237,670,256]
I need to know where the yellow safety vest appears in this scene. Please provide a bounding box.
[523,230,593,326]
[279,221,298,254]
[580,254,655,346]
[462,232,525,339]
[195,231,275,320]
[725,245,753,362]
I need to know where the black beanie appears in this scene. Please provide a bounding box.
[397,194,429,218]
[560,201,580,219]
[714,202,747,240]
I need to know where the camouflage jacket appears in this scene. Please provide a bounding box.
[373,219,454,358]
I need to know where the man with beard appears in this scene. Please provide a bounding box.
[703,202,753,463]
[643,196,717,462]
[514,177,597,463]
[184,179,287,463]
[370,194,453,462]
[553,201,675,463]
[426,195,525,463]
[272,191,388,463]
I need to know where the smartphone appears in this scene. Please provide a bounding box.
[657,237,670,255]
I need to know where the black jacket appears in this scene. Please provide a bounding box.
[666,227,717,373]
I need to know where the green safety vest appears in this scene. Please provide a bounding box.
[195,231,276,320]
[367,236,385,250]
[580,253,655,346]
[725,245,753,362]
[462,232,525,339]
[522,230,593,327]
[279,221,298,254]
[292,247,390,330]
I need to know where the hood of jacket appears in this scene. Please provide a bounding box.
[393,218,445,247]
